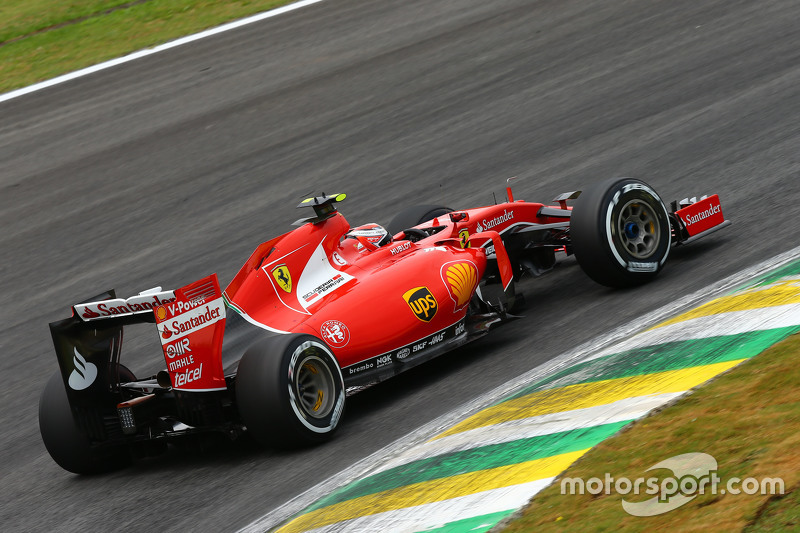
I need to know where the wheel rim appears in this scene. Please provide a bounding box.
[617,199,661,259]
[294,353,336,419]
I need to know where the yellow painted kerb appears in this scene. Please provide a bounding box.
[276,449,588,533]
[652,278,800,330]
[433,359,745,440]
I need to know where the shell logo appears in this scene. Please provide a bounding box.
[443,261,478,310]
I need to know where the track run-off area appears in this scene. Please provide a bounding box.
[253,248,800,532]
[2,0,800,531]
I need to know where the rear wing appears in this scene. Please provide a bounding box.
[73,287,176,322]
[153,275,226,391]
[50,275,227,412]
[48,287,167,417]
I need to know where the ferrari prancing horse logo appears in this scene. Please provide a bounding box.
[459,229,470,248]
[271,264,292,293]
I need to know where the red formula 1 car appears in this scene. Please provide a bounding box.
[40,178,729,473]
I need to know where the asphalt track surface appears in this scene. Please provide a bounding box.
[2,0,799,530]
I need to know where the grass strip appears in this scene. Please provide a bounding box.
[0,0,296,94]
[1,1,145,44]
[502,334,800,532]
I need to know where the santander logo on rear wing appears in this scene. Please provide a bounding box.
[154,274,227,392]
[74,288,176,321]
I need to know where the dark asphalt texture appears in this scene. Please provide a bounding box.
[2,0,800,530]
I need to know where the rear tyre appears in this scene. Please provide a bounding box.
[39,366,135,475]
[387,205,453,236]
[571,178,671,287]
[236,334,345,447]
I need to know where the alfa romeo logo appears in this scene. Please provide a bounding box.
[320,320,350,348]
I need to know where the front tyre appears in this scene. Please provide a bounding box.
[571,178,671,287]
[235,334,345,447]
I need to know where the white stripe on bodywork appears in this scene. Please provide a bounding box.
[224,300,290,334]
[297,238,354,312]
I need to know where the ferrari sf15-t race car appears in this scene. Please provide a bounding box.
[40,178,730,473]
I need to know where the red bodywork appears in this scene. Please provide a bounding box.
[155,275,227,392]
[223,201,559,376]
[675,194,725,237]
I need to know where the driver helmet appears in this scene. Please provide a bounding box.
[345,223,391,248]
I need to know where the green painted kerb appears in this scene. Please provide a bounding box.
[502,326,800,402]
[733,258,800,291]
[416,509,517,533]
[303,421,628,513]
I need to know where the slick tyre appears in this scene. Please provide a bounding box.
[236,334,345,447]
[39,367,134,475]
[387,205,453,236]
[571,178,671,287]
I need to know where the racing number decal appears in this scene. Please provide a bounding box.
[271,264,292,293]
[459,229,470,248]
[403,286,438,322]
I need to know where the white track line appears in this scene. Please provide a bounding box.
[238,247,800,533]
[0,0,326,105]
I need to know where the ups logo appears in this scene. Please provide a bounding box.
[403,286,438,322]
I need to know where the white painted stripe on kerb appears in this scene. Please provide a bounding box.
[0,0,326,104]
[371,393,682,475]
[302,478,555,533]
[582,302,800,364]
